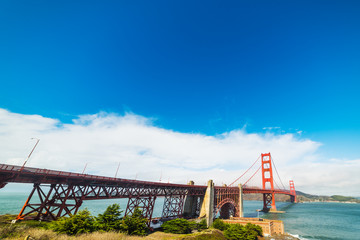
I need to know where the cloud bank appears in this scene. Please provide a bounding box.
[0,108,359,195]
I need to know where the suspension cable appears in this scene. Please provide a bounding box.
[243,165,261,186]
[228,155,260,187]
[271,156,286,189]
[273,178,281,189]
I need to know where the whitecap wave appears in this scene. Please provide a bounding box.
[288,233,309,240]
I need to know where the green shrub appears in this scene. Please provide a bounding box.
[244,223,263,237]
[212,219,229,231]
[224,224,245,240]
[196,219,208,231]
[121,208,148,236]
[162,218,195,234]
[50,205,149,236]
[95,203,123,231]
[224,223,262,240]
[50,209,95,235]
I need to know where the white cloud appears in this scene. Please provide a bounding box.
[0,108,359,196]
[262,127,280,130]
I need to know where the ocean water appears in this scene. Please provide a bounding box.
[0,191,359,240]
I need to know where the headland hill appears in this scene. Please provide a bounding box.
[244,191,360,203]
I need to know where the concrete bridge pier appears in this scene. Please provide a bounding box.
[238,183,244,217]
[183,181,202,218]
[199,180,214,227]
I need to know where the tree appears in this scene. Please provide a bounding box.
[121,208,149,236]
[196,219,208,231]
[50,209,95,235]
[212,219,229,231]
[95,203,123,231]
[224,223,262,240]
[244,223,263,238]
[161,218,195,234]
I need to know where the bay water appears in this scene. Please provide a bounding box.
[1,191,359,240]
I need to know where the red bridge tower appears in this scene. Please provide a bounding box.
[261,153,276,211]
[289,180,296,203]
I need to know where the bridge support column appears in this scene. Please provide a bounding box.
[199,180,214,227]
[289,180,297,203]
[184,181,197,218]
[238,184,244,217]
[162,194,185,218]
[262,192,276,212]
[17,183,84,221]
[261,153,277,212]
[0,182,7,189]
[125,196,156,225]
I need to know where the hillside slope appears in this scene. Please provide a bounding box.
[243,191,360,203]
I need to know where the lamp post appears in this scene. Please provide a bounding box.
[20,138,40,171]
[82,163,88,174]
[114,162,121,178]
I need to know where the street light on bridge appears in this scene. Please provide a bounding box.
[20,138,40,171]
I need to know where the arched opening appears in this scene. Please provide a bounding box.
[219,202,235,219]
[216,198,237,219]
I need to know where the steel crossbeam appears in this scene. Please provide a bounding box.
[125,196,157,225]
[16,183,83,221]
[162,194,185,218]
[214,187,240,217]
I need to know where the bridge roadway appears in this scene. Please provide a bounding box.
[0,163,292,197]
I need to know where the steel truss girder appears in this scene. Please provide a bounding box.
[125,196,156,226]
[214,187,239,218]
[162,194,185,218]
[70,185,205,200]
[215,198,238,218]
[263,192,274,211]
[16,182,206,221]
[194,196,202,217]
[17,183,83,221]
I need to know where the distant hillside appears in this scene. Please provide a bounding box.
[243,191,360,203]
[295,191,360,203]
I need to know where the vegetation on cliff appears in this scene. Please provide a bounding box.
[244,191,360,203]
[0,208,264,240]
[50,204,148,236]
[296,191,360,203]
[212,219,263,240]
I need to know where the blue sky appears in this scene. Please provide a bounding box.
[1,1,360,194]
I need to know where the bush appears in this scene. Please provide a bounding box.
[224,224,245,240]
[244,223,263,237]
[196,219,208,231]
[224,223,262,240]
[50,205,149,236]
[162,218,195,234]
[121,208,148,236]
[95,204,123,231]
[212,219,229,231]
[50,209,95,235]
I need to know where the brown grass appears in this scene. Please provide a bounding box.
[2,229,227,240]
[3,228,142,240]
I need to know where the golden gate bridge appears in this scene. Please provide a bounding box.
[0,152,296,226]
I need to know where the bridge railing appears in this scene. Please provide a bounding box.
[0,163,110,179]
[0,163,207,188]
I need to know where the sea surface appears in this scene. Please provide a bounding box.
[0,191,359,240]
